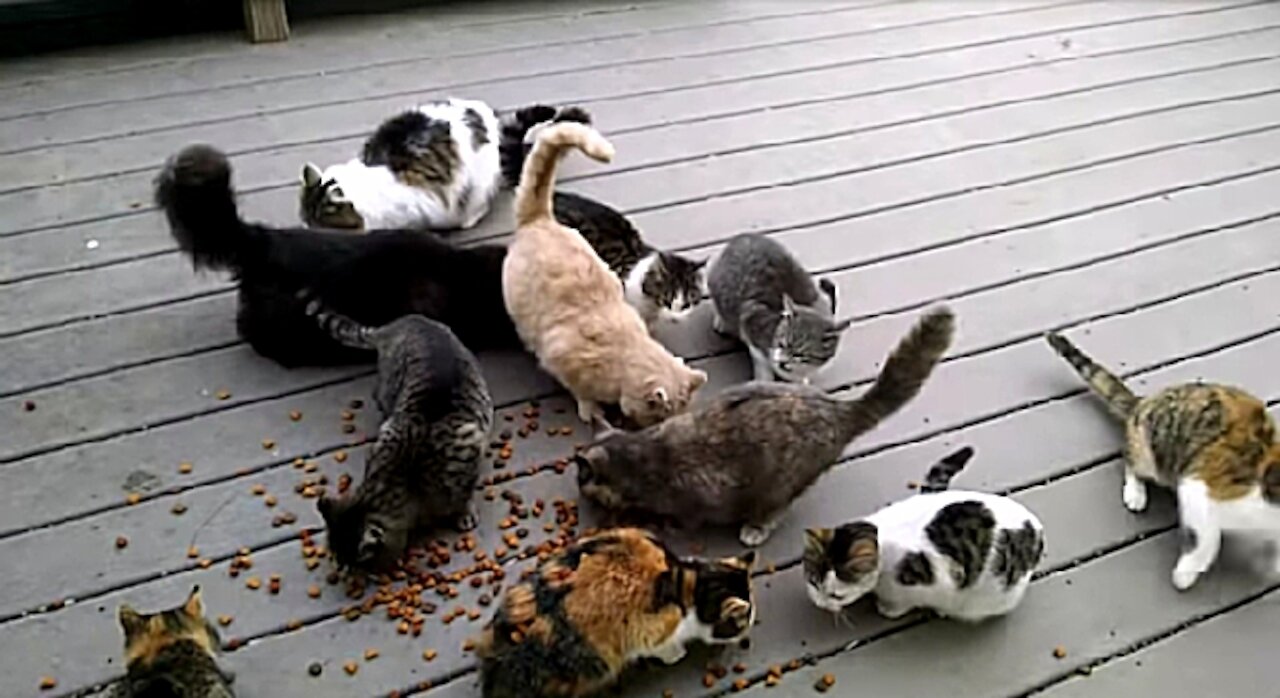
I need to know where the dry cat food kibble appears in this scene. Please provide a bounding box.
[171,503,187,515]
[422,649,437,662]
[343,661,359,676]
[307,662,322,677]
[217,615,233,627]
[245,576,262,590]
[1053,646,1068,659]
[308,585,322,599]
[115,535,129,549]
[215,389,231,400]
[733,679,749,692]
[364,648,380,661]
[23,400,37,412]
[187,545,199,559]
[814,674,836,693]
[261,439,276,450]
[39,676,56,690]
[126,493,141,506]
[251,484,266,496]
[290,410,303,421]
[334,450,348,463]
[178,462,193,474]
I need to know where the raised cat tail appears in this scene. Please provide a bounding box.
[920,446,975,493]
[841,307,955,440]
[154,144,256,272]
[514,121,613,228]
[498,104,592,187]
[299,292,377,351]
[1044,332,1138,419]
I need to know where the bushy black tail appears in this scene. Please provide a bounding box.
[920,446,976,493]
[498,104,592,187]
[154,144,254,272]
[841,307,956,439]
[299,291,377,351]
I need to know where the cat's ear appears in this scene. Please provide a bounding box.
[804,528,830,558]
[781,294,797,317]
[182,585,205,620]
[844,529,880,575]
[301,163,323,189]
[357,522,386,564]
[118,605,146,638]
[647,386,670,411]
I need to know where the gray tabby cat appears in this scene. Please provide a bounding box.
[804,447,1045,622]
[708,232,850,383]
[305,298,493,572]
[112,586,234,698]
[575,307,954,546]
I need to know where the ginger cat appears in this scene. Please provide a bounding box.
[501,122,706,427]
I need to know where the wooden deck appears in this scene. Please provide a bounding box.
[2,1,1279,696]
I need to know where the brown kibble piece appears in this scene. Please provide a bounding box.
[1053,646,1067,659]
[115,535,129,549]
[289,410,303,421]
[23,400,37,412]
[199,559,212,569]
[264,495,278,507]
[703,673,717,688]
[126,493,141,506]
[171,502,187,515]
[363,648,379,661]
[334,451,348,463]
[814,674,836,693]
[663,691,675,698]
[343,661,358,676]
[733,679,748,691]
[262,439,276,450]
[287,619,303,631]
[215,389,231,400]
[269,579,281,595]
[423,649,437,661]
[187,545,200,559]
[217,615,233,627]
[178,462,193,474]
[462,639,476,651]
[39,676,56,690]
[766,675,780,687]
[246,576,262,590]
[734,663,747,674]
[308,585,321,599]
[251,484,266,496]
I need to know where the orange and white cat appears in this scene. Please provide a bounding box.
[501,122,706,427]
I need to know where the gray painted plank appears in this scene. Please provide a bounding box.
[0,0,990,149]
[8,259,1278,694]
[6,4,1271,243]
[1040,590,1280,697]
[0,0,1205,192]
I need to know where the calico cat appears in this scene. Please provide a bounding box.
[1046,332,1280,590]
[576,307,954,546]
[300,97,503,231]
[500,104,708,324]
[475,528,756,698]
[804,446,1045,622]
[111,586,235,698]
[306,300,492,572]
[156,144,518,367]
[502,121,706,427]
[708,232,850,383]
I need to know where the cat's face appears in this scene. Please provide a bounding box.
[317,495,408,572]
[300,163,365,230]
[620,367,708,428]
[117,586,221,668]
[642,253,708,316]
[803,523,880,613]
[686,551,757,642]
[770,295,852,382]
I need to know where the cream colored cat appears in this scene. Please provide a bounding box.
[502,122,706,427]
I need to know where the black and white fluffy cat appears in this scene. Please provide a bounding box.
[305,299,492,573]
[301,97,503,231]
[708,233,850,383]
[804,447,1045,622]
[156,144,519,367]
[500,104,708,325]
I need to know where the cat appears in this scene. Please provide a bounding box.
[708,232,850,384]
[499,104,708,325]
[575,306,955,546]
[1046,332,1280,590]
[156,143,518,367]
[501,121,707,428]
[111,586,235,698]
[300,97,503,231]
[803,446,1046,622]
[305,299,492,572]
[475,527,756,698]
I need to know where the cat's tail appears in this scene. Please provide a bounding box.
[1044,332,1138,419]
[514,121,613,228]
[299,291,378,351]
[841,307,955,439]
[154,144,257,273]
[920,446,975,493]
[498,105,592,187]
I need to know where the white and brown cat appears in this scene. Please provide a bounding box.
[501,122,706,428]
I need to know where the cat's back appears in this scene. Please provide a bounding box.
[1128,383,1272,478]
[709,233,821,310]
[552,192,648,264]
[505,220,627,331]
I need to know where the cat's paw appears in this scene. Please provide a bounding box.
[1171,561,1204,591]
[1122,478,1149,513]
[651,641,687,665]
[454,508,479,532]
[875,599,911,619]
[739,524,772,547]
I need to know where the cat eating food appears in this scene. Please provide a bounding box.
[575,307,954,546]
[1046,332,1280,590]
[475,528,755,698]
[502,121,706,427]
[305,298,492,573]
[111,586,235,698]
[500,105,708,325]
[708,232,851,384]
[156,144,518,367]
[804,446,1045,622]
[300,97,503,231]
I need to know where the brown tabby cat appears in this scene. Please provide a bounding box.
[111,586,234,698]
[475,528,756,698]
[1046,332,1280,590]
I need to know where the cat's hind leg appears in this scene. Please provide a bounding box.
[454,501,479,532]
[1121,459,1150,513]
[1172,479,1222,591]
[739,510,785,547]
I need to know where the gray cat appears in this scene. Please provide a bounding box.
[575,307,954,546]
[305,298,493,572]
[708,233,850,383]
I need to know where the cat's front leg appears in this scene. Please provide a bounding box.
[875,597,912,620]
[1171,479,1221,591]
[1121,462,1149,513]
[454,501,479,532]
[576,398,604,425]
[649,638,687,665]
